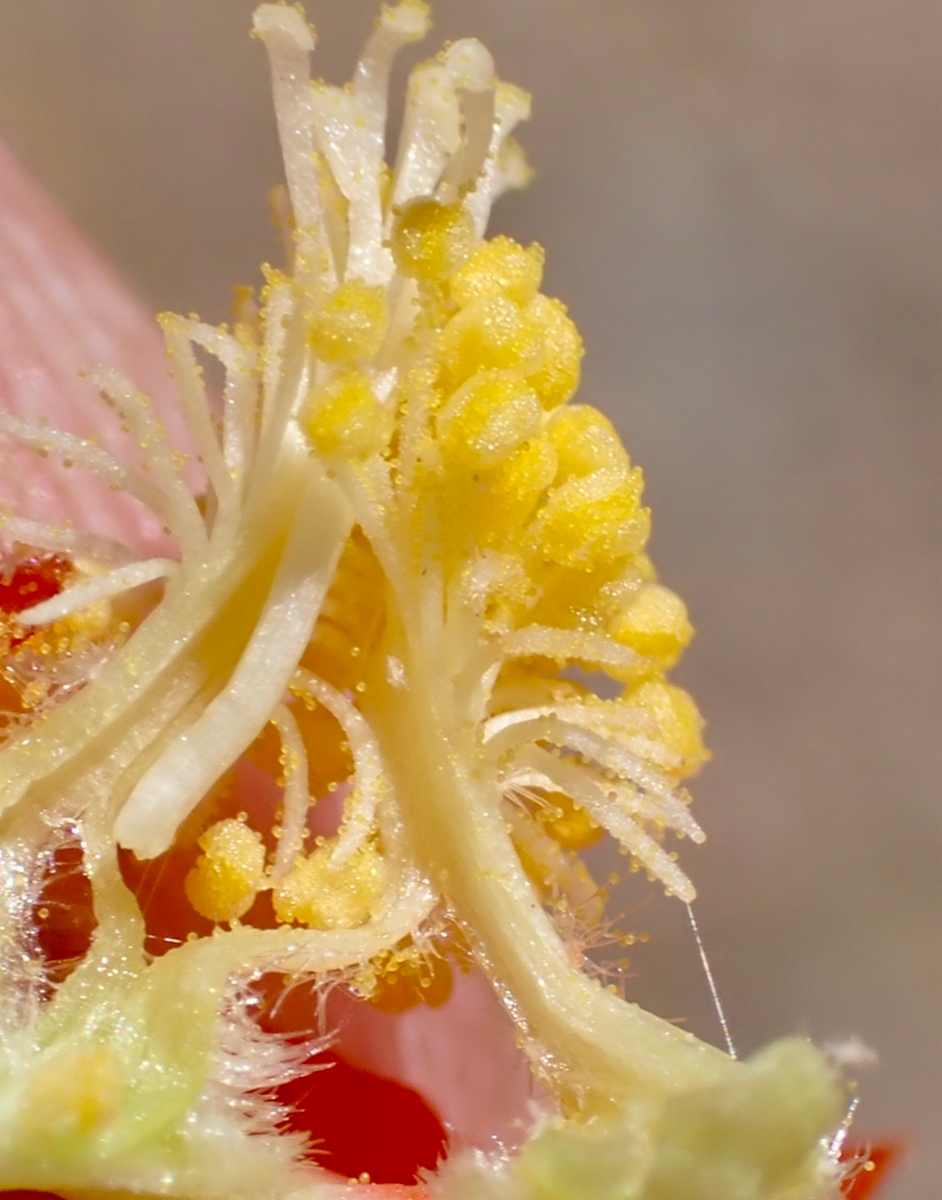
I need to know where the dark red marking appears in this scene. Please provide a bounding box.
[0,556,69,645]
[841,1141,904,1197]
[253,975,449,1186]
[273,1051,448,1185]
[117,841,215,957]
[0,1193,66,1199]
[32,843,96,990]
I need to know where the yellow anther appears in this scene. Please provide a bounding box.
[304,368,388,458]
[184,818,266,924]
[370,941,454,1013]
[537,791,603,851]
[391,198,476,281]
[437,434,556,570]
[533,466,649,571]
[309,279,389,364]
[510,813,603,923]
[474,551,542,628]
[231,283,259,332]
[527,561,619,633]
[272,839,389,930]
[523,293,584,409]
[439,369,543,468]
[378,0,431,41]
[488,435,558,525]
[547,405,631,479]
[608,582,692,667]
[450,235,545,308]
[623,677,708,777]
[438,294,544,392]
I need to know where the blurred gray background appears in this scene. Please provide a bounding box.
[0,2,938,1195]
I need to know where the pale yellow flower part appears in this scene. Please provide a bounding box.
[0,4,847,1200]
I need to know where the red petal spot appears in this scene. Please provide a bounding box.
[841,1141,905,1198]
[0,556,69,642]
[274,1052,448,1186]
[117,841,215,957]
[33,843,96,990]
[0,1192,66,1200]
[254,976,449,1186]
[0,554,70,653]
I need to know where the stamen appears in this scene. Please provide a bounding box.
[0,516,143,566]
[390,40,496,212]
[269,704,312,884]
[17,558,178,626]
[291,669,389,870]
[0,411,180,535]
[115,467,351,859]
[0,5,843,1194]
[517,743,697,901]
[502,624,642,677]
[86,367,209,560]
[253,4,335,289]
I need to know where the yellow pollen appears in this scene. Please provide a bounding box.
[309,279,390,364]
[303,369,389,459]
[185,818,267,923]
[391,197,475,281]
[272,839,389,930]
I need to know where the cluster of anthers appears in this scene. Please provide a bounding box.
[0,5,847,1200]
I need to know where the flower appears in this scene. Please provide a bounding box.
[0,4,853,1199]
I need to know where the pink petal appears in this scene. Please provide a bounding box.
[0,138,191,555]
[332,970,545,1154]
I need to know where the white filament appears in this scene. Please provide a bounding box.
[502,625,643,675]
[16,558,178,626]
[686,902,737,1059]
[86,367,209,560]
[515,744,697,902]
[159,316,240,527]
[354,1,431,130]
[310,2,429,286]
[391,39,496,213]
[253,4,334,289]
[292,668,389,870]
[257,271,294,446]
[483,703,676,770]
[186,322,258,492]
[465,83,533,235]
[115,468,351,859]
[438,83,497,206]
[0,516,142,566]
[0,411,181,536]
[269,704,312,884]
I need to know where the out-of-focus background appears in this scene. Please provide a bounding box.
[0,2,938,1194]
